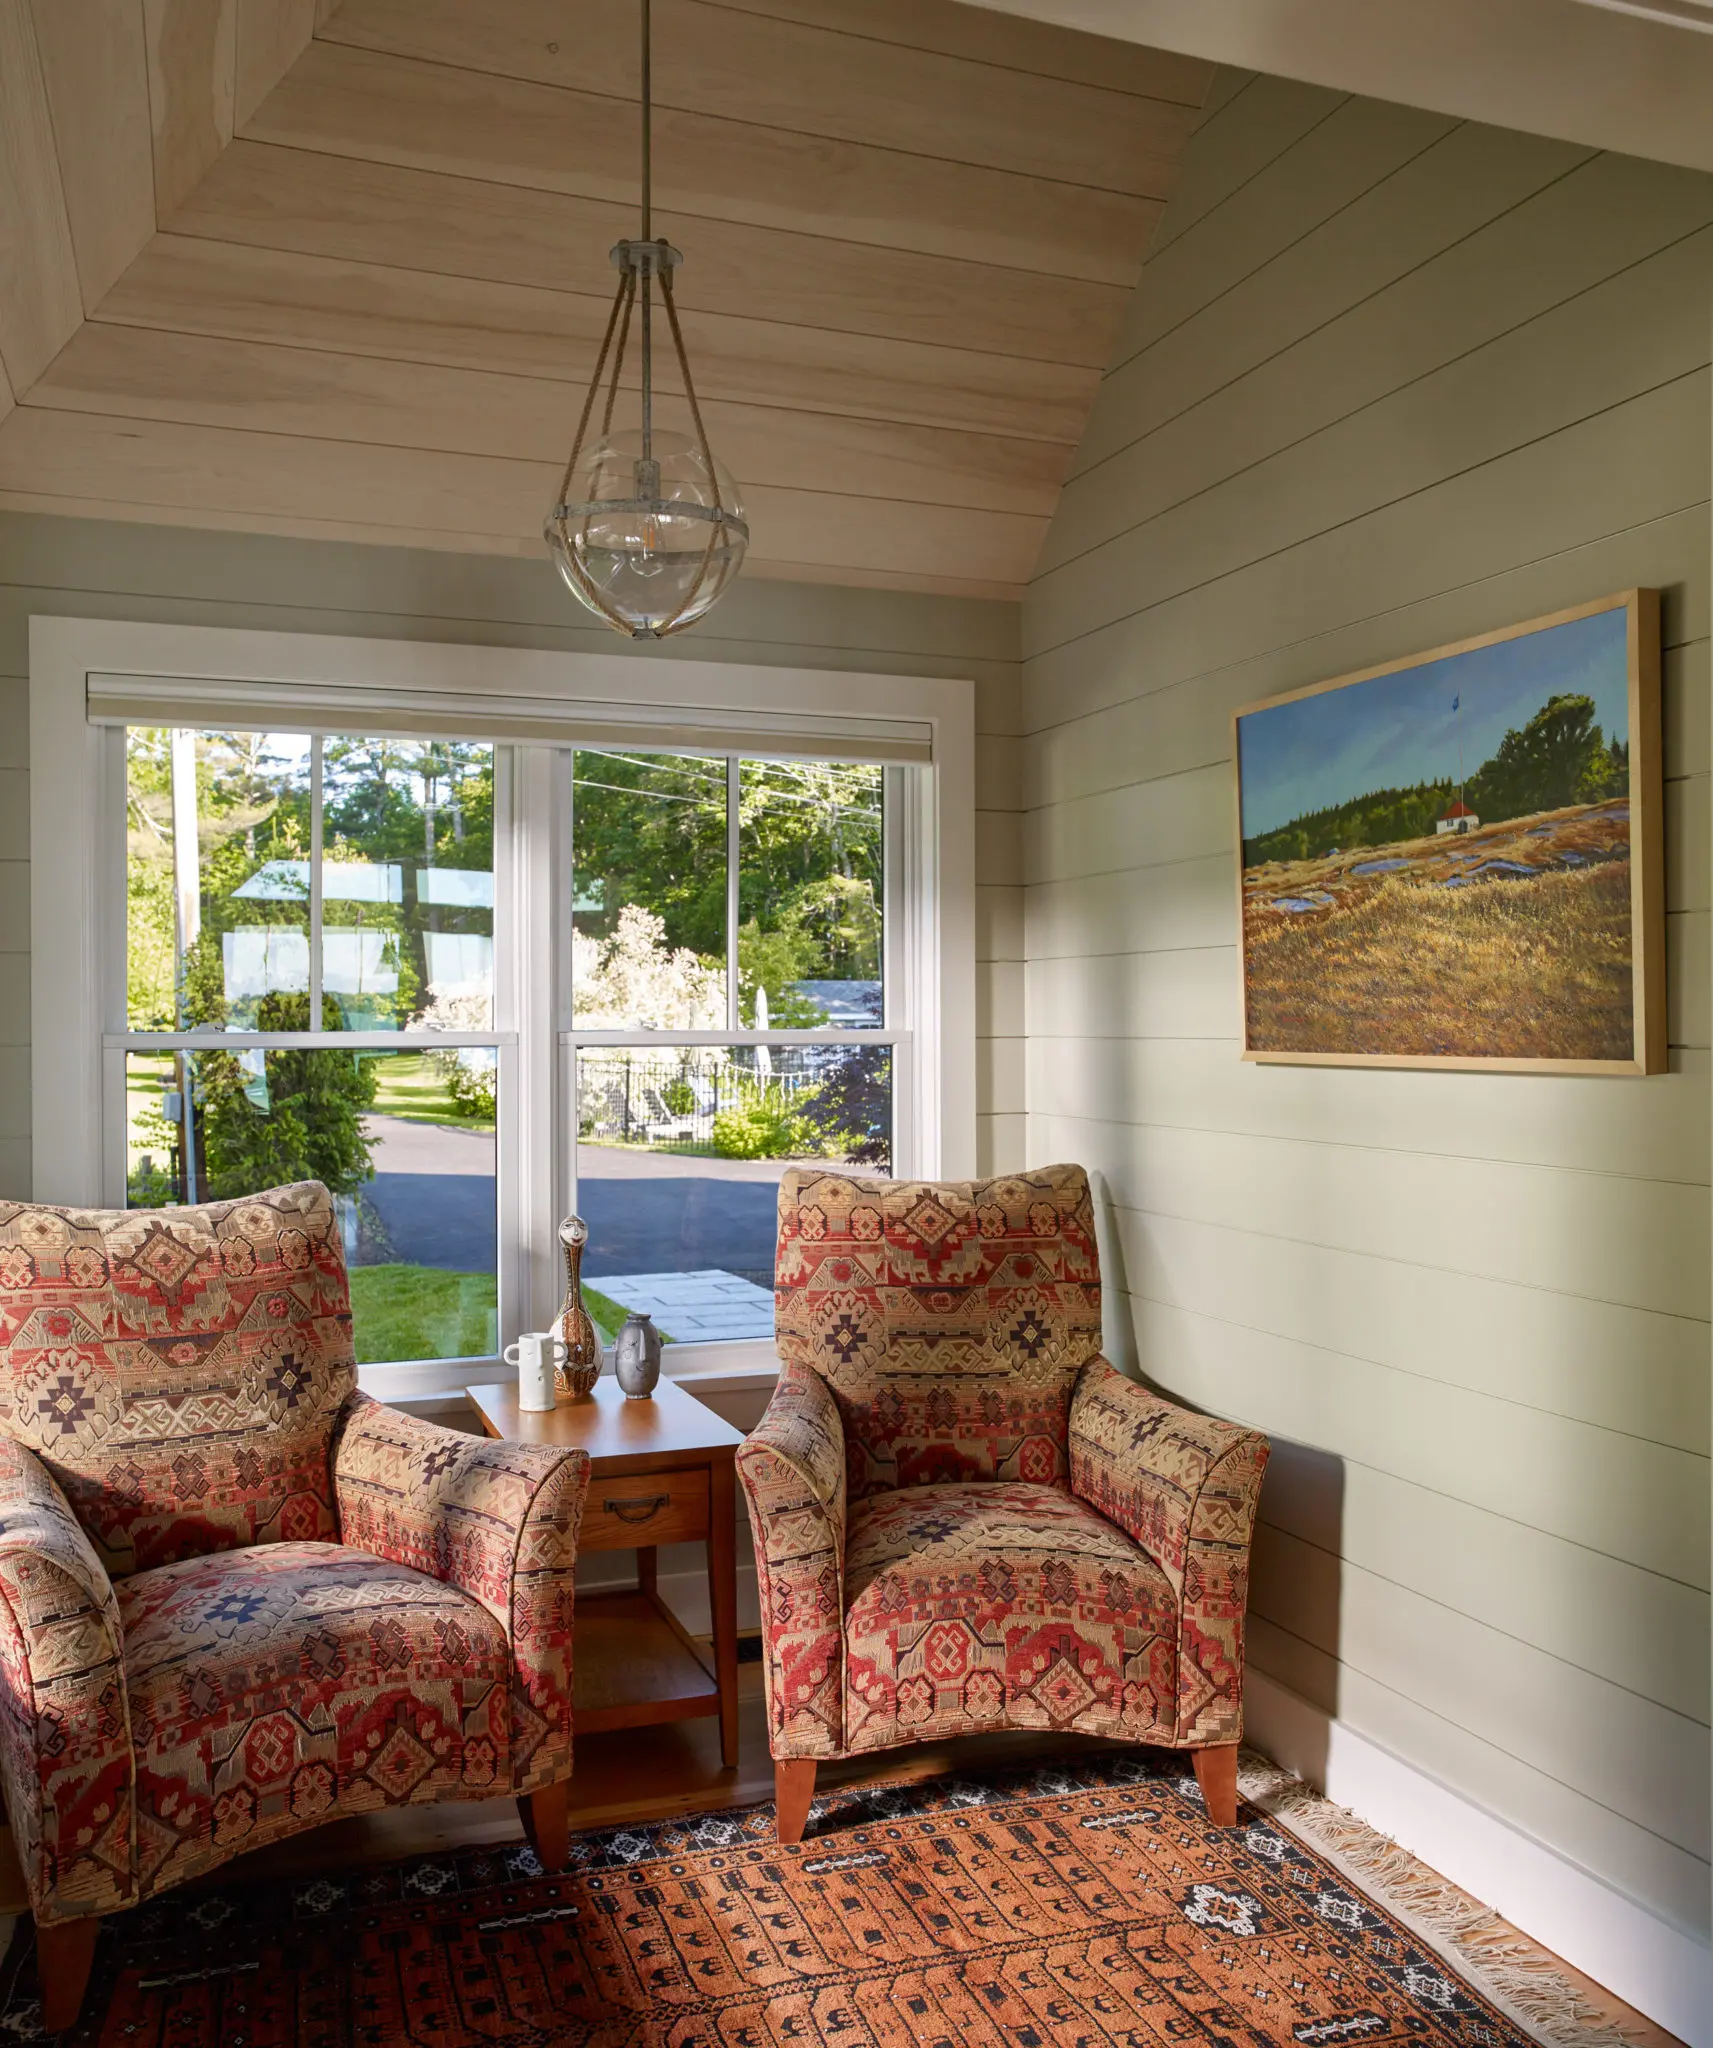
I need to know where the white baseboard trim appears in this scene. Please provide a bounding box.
[1245,1667,1712,2047]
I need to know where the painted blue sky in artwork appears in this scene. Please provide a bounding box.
[1237,608,1631,837]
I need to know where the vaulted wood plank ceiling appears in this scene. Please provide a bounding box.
[0,0,1211,599]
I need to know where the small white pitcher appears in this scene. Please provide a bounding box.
[505,1330,569,1412]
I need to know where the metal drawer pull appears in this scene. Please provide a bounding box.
[603,1493,671,1523]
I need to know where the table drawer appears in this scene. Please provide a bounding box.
[581,1468,710,1550]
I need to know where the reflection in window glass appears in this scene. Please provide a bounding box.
[126,728,314,1030]
[321,738,495,1031]
[574,1043,889,1344]
[739,760,883,1030]
[125,1046,498,1366]
[571,750,727,1026]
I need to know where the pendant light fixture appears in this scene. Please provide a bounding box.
[544,0,748,638]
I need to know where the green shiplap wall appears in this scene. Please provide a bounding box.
[0,517,1024,1192]
[1022,72,1713,1941]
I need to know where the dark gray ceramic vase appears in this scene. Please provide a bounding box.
[613,1311,662,1399]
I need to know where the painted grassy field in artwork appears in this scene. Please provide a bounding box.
[1241,799,1633,1060]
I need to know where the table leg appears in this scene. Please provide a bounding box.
[709,1454,739,1767]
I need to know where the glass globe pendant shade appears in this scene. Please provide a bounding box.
[545,427,748,639]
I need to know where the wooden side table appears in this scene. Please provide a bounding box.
[467,1375,745,1767]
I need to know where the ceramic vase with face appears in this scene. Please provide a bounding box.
[555,1214,603,1398]
[612,1312,662,1399]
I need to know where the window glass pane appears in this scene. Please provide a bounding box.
[571,749,727,1026]
[125,1045,498,1366]
[126,728,313,1030]
[738,760,883,1029]
[321,739,495,1031]
[574,1043,889,1346]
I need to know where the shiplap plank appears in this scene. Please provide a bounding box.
[1028,600,1708,811]
[1107,1283,1710,1586]
[0,0,82,392]
[28,0,156,311]
[1196,67,1254,121]
[977,1113,1027,1176]
[0,955,26,1046]
[245,39,1162,285]
[1287,1652,1712,1940]
[323,0,1199,199]
[1027,943,1233,1042]
[1249,1530,1708,1857]
[1029,1032,1712,1188]
[1258,1448,1709,1723]
[976,884,1024,965]
[143,0,237,216]
[710,0,1213,104]
[975,734,1023,813]
[0,1135,29,1195]
[233,0,314,126]
[974,809,1023,889]
[98,236,1098,446]
[173,143,1127,369]
[0,407,1047,587]
[1107,1204,1708,1454]
[0,514,1020,667]
[1149,72,1343,255]
[1030,228,1713,656]
[0,770,25,863]
[1047,1112,1713,1323]
[976,960,1024,1041]
[1053,138,1690,566]
[36,324,1071,517]
[0,680,23,771]
[1024,374,1710,719]
[1027,853,1234,959]
[0,1047,25,1138]
[977,1036,1025,1117]
[1111,94,1460,373]
[0,869,25,952]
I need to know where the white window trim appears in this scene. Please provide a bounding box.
[29,615,977,1400]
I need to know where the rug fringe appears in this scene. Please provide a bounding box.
[1237,1755,1641,2048]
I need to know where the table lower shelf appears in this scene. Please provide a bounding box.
[573,1587,721,1735]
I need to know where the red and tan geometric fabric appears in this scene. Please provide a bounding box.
[773,1166,1102,1500]
[743,1165,1269,1769]
[1069,1357,1270,1745]
[0,1184,355,1579]
[120,1540,513,1901]
[0,1183,590,1929]
[842,1480,1178,1753]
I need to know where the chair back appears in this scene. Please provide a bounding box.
[774,1164,1101,1498]
[0,1181,356,1577]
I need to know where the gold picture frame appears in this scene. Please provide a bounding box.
[1232,590,1663,1074]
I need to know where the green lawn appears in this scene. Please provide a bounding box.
[349,1264,498,1364]
[369,1053,494,1133]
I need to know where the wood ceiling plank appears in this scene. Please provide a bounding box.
[143,0,237,217]
[169,142,1130,367]
[322,0,1199,197]
[27,0,156,310]
[714,0,1213,103]
[0,0,82,391]
[100,236,1100,443]
[41,321,1073,513]
[242,38,1160,281]
[234,0,315,125]
[0,404,1048,583]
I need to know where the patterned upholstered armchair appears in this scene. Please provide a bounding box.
[738,1164,1269,1845]
[0,1182,589,2029]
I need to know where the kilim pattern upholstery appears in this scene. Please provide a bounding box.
[0,1183,589,1928]
[741,1165,1268,1764]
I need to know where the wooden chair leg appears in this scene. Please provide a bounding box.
[1190,1743,1240,1828]
[522,1780,571,1871]
[37,1914,100,2032]
[774,1758,817,1845]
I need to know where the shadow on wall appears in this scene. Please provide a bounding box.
[1085,1169,1346,1760]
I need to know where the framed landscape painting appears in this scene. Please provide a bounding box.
[1232,590,1663,1073]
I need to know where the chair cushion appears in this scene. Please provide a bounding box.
[119,1540,510,1901]
[843,1482,1178,1754]
[773,1168,1102,1499]
[0,1183,355,1578]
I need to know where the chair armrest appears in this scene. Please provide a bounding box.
[1069,1357,1269,1745]
[735,1361,847,1758]
[0,1438,134,1921]
[332,1393,590,1790]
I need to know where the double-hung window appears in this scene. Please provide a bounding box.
[31,621,975,1399]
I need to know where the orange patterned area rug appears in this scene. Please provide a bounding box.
[6,1752,1605,2047]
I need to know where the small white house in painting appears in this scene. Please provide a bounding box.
[1437,799,1479,835]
